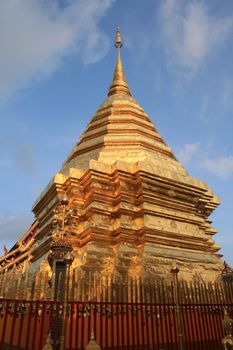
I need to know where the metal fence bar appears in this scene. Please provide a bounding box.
[81,303,85,350]
[68,302,73,350]
[116,303,119,349]
[31,301,39,350]
[16,302,25,349]
[75,302,79,350]
[9,300,18,350]
[0,300,9,348]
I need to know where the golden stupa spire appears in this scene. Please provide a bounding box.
[108,27,131,97]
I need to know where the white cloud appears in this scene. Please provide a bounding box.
[0,0,113,101]
[176,142,199,163]
[177,141,233,180]
[159,0,233,72]
[201,156,233,180]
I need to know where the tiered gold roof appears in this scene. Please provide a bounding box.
[62,29,189,184]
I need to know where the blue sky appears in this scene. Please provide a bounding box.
[0,0,233,266]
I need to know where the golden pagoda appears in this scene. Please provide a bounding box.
[0,29,223,282]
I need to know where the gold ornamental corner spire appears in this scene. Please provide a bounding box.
[108,27,131,97]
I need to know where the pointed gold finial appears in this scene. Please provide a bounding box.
[91,330,95,340]
[42,333,53,350]
[85,331,101,350]
[108,27,131,97]
[115,26,122,48]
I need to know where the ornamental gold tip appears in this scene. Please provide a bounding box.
[108,26,131,97]
[115,26,122,48]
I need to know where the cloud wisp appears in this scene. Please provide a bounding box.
[177,142,233,180]
[202,156,233,180]
[176,142,199,164]
[0,0,114,102]
[159,0,233,74]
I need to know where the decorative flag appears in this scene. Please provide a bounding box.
[4,245,8,255]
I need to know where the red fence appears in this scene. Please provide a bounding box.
[0,298,232,350]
